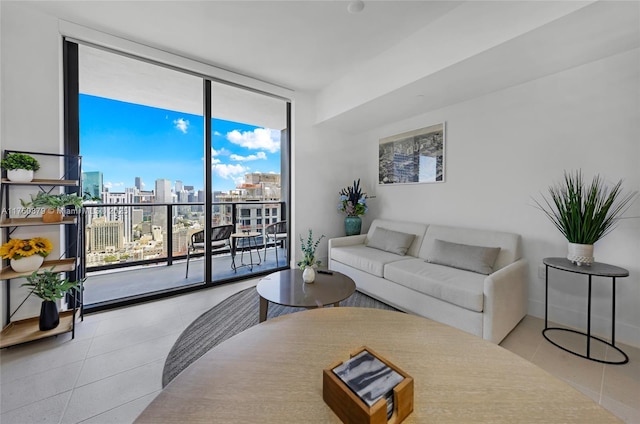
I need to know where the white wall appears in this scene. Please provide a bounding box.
[344,48,640,347]
[291,91,366,267]
[1,2,67,321]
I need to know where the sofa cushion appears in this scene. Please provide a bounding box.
[330,245,412,278]
[419,225,521,271]
[366,227,416,256]
[384,258,486,312]
[426,239,500,275]
[365,219,428,258]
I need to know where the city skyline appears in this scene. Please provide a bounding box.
[80,94,282,194]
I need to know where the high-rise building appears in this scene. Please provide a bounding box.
[87,216,124,252]
[175,180,183,192]
[82,171,103,199]
[135,177,143,190]
[215,173,283,231]
[155,179,172,203]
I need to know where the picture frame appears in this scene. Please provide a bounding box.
[378,122,445,185]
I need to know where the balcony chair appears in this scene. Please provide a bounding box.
[185,224,234,278]
[264,220,287,266]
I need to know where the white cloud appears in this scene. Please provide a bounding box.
[226,128,280,153]
[210,147,231,165]
[104,181,124,189]
[230,152,267,162]
[212,163,248,180]
[213,131,222,137]
[173,118,189,133]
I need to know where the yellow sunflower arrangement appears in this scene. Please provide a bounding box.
[0,237,53,260]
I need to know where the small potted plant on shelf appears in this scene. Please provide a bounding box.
[1,152,40,182]
[0,237,53,273]
[338,179,368,236]
[21,268,82,331]
[297,229,325,283]
[534,170,637,266]
[21,191,84,223]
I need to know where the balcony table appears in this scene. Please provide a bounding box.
[230,231,262,271]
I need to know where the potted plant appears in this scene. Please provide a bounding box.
[297,229,325,283]
[21,191,84,223]
[338,179,368,236]
[21,268,82,331]
[0,237,53,273]
[534,170,637,266]
[1,152,40,182]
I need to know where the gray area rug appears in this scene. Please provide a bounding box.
[162,287,397,387]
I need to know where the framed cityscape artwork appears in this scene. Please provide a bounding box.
[378,122,445,185]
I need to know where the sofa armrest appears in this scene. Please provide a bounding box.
[483,258,528,344]
[328,235,367,263]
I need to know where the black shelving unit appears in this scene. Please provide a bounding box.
[0,150,83,348]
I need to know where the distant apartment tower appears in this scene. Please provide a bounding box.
[216,172,283,230]
[155,179,172,203]
[99,189,137,244]
[82,171,103,199]
[135,177,143,190]
[87,216,124,252]
[172,225,189,254]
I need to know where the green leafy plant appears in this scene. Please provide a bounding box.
[534,170,637,244]
[21,191,84,209]
[1,153,40,171]
[297,229,325,269]
[21,268,83,302]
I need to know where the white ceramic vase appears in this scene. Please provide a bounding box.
[567,243,594,266]
[302,266,316,283]
[10,255,44,273]
[7,169,34,183]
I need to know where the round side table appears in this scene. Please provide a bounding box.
[543,257,629,365]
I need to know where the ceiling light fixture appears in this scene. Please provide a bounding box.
[348,0,365,14]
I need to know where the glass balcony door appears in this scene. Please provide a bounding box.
[69,42,290,310]
[207,81,290,279]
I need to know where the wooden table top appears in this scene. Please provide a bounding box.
[136,307,621,423]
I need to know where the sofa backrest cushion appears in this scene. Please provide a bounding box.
[419,225,521,271]
[366,219,428,258]
[426,239,501,275]
[366,227,416,256]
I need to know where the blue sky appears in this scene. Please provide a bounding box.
[80,94,281,193]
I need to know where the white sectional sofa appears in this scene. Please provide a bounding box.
[328,219,528,343]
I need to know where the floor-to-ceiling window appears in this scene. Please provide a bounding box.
[64,41,290,311]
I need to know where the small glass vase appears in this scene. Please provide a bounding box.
[344,216,362,236]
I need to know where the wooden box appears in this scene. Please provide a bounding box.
[323,346,414,424]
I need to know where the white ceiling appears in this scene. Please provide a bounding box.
[16,0,640,133]
[25,0,461,91]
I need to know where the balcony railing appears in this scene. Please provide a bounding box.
[81,201,288,307]
[83,201,285,269]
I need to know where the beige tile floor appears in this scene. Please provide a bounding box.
[1,280,638,423]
